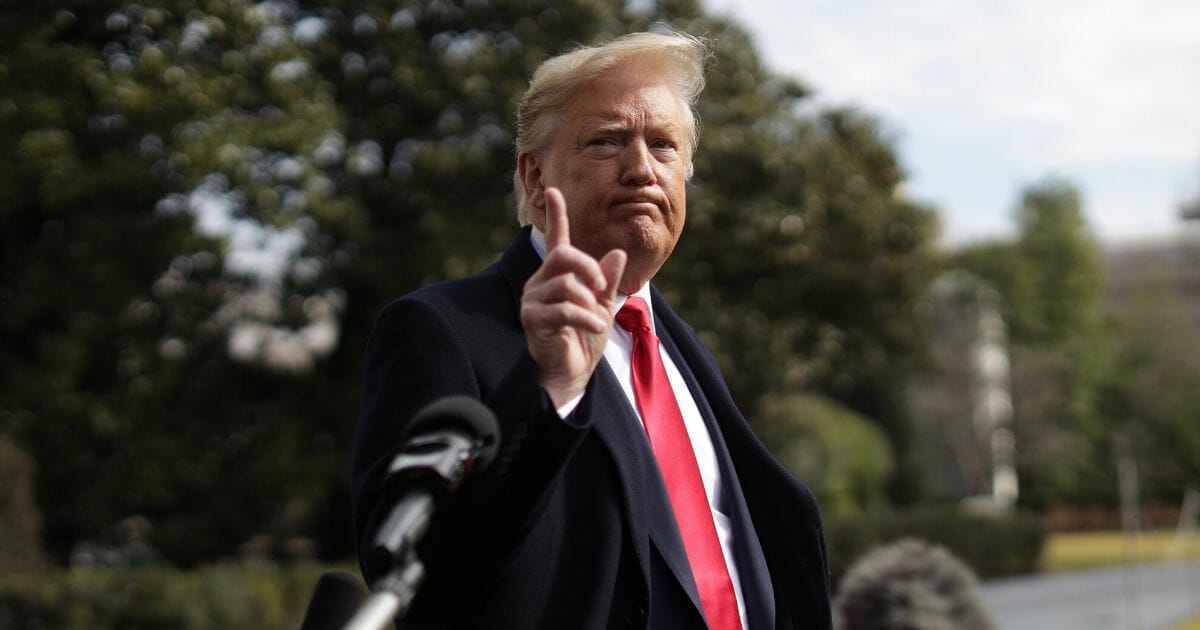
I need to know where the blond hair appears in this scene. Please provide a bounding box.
[513,30,709,225]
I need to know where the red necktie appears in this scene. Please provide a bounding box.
[615,297,742,630]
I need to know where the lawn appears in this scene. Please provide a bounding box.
[1042,529,1200,572]
[1033,530,1200,630]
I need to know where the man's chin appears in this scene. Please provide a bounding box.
[579,219,675,260]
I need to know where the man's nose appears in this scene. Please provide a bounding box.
[619,141,657,186]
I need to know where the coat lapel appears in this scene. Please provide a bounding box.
[652,287,778,630]
[588,359,705,621]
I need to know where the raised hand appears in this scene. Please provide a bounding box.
[521,188,626,407]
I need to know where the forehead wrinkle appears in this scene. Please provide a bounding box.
[578,103,683,136]
[560,70,691,149]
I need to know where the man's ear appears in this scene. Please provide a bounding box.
[517,152,547,220]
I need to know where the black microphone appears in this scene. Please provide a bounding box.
[834,538,996,630]
[367,396,500,578]
[299,570,370,630]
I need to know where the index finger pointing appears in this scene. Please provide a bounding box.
[544,187,570,251]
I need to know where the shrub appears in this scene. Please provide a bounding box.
[0,561,338,629]
[757,394,895,515]
[825,505,1046,584]
[0,437,44,573]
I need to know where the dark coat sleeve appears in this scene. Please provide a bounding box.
[350,287,596,609]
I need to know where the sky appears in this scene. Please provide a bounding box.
[704,0,1200,245]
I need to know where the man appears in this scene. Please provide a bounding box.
[352,31,831,629]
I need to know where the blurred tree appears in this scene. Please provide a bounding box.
[1012,181,1107,344]
[0,0,210,560]
[660,39,940,499]
[2,0,942,563]
[1181,167,1200,221]
[1106,252,1200,502]
[756,394,894,516]
[951,178,1117,507]
[0,437,45,572]
[1,0,358,564]
[1181,197,1200,221]
[317,0,940,501]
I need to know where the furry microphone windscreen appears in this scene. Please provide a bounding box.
[834,538,995,630]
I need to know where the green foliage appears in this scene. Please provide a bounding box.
[757,394,893,516]
[953,178,1107,348]
[0,561,328,630]
[667,97,941,418]
[949,178,1117,507]
[0,438,45,573]
[825,507,1046,584]
[1012,177,1104,343]
[659,26,940,499]
[1,0,941,564]
[1109,266,1200,500]
[951,240,1036,332]
[0,0,360,563]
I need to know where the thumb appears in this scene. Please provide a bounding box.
[598,249,627,305]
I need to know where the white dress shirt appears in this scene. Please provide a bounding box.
[529,228,748,628]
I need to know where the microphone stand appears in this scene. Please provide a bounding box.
[342,553,425,630]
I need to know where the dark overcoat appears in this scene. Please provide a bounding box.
[351,228,831,629]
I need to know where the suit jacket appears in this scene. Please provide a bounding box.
[351,228,832,629]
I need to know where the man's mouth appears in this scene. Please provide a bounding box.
[611,198,661,214]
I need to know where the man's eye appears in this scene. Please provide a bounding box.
[589,137,617,146]
[651,140,676,150]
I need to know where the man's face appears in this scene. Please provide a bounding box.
[527,57,690,292]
